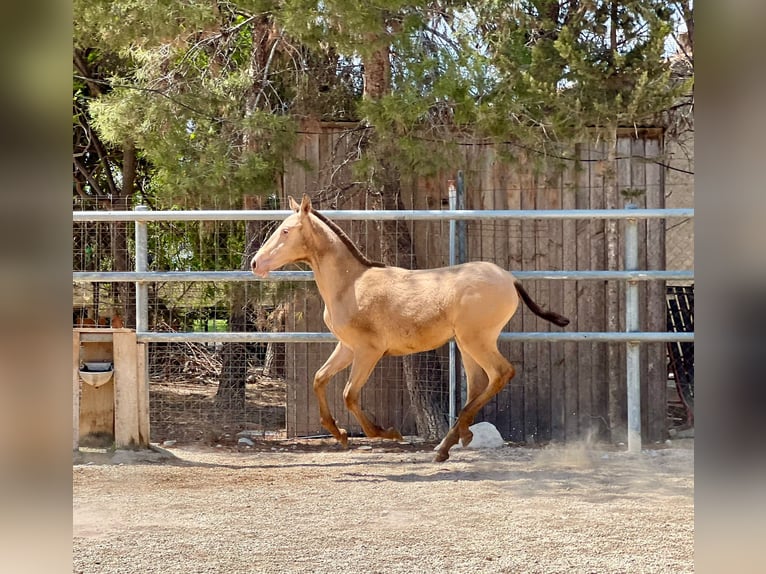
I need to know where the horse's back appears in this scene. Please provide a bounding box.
[354,261,519,349]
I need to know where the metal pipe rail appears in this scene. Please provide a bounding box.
[136,331,693,344]
[74,207,693,222]
[72,269,694,283]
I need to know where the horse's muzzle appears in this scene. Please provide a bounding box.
[250,255,269,278]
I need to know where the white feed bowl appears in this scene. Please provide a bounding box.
[79,369,114,388]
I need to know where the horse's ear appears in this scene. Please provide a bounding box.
[288,196,300,211]
[299,194,313,216]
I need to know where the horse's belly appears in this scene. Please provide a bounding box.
[383,318,453,355]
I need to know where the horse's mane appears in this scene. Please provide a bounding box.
[312,209,387,269]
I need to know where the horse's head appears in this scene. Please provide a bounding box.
[250,194,313,277]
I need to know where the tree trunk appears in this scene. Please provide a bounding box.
[363,27,448,440]
[372,159,448,440]
[215,17,278,409]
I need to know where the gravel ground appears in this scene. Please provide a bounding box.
[73,438,694,574]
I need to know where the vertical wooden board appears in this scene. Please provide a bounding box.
[79,336,115,441]
[503,161,524,440]
[328,128,341,195]
[285,295,299,436]
[79,381,115,440]
[547,168,566,442]
[560,156,579,443]
[384,356,412,436]
[644,137,668,441]
[479,146,495,264]
[284,132,305,204]
[371,356,407,438]
[462,153,482,268]
[490,145,508,263]
[584,142,607,441]
[286,345,301,436]
[520,170,538,443]
[630,137,651,441]
[534,173,553,443]
[479,145,503,429]
[284,127,318,436]
[72,331,81,450]
[494,157,516,435]
[286,287,322,437]
[318,128,333,191]
[503,167,524,442]
[416,176,442,269]
[305,128,321,193]
[136,342,150,447]
[114,331,139,448]
[574,143,595,441]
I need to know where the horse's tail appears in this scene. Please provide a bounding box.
[514,281,570,327]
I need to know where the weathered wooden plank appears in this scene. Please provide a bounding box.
[547,167,566,443]
[505,158,525,441]
[630,136,650,443]
[305,122,321,192]
[644,136,668,442]
[72,331,81,451]
[136,342,150,447]
[114,330,140,448]
[482,145,503,431]
[78,336,115,443]
[575,143,595,441]
[521,170,538,444]
[560,151,579,443]
[606,136,632,444]
[317,125,333,192]
[587,141,607,441]
[535,173,553,443]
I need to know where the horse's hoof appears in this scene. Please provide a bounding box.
[433,451,450,463]
[460,429,474,448]
[386,427,403,442]
[338,428,349,449]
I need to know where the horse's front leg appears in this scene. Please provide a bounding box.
[313,342,353,447]
[343,348,403,442]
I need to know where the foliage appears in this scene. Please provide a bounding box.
[74,0,691,260]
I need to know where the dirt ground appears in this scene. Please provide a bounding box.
[73,438,694,574]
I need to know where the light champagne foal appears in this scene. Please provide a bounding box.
[251,195,569,461]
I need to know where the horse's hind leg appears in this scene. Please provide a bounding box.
[313,342,353,447]
[455,350,489,447]
[343,347,403,442]
[434,335,515,462]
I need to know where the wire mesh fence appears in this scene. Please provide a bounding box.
[73,181,693,445]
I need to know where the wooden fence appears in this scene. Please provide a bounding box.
[280,122,667,445]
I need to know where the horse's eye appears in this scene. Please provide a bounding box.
[282,228,289,235]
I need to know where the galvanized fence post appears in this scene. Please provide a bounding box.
[134,205,149,333]
[448,180,457,425]
[456,171,467,408]
[624,204,641,453]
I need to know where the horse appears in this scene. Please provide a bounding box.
[251,194,570,461]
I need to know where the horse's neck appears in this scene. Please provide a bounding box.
[308,219,367,300]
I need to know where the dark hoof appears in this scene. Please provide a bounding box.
[433,451,450,463]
